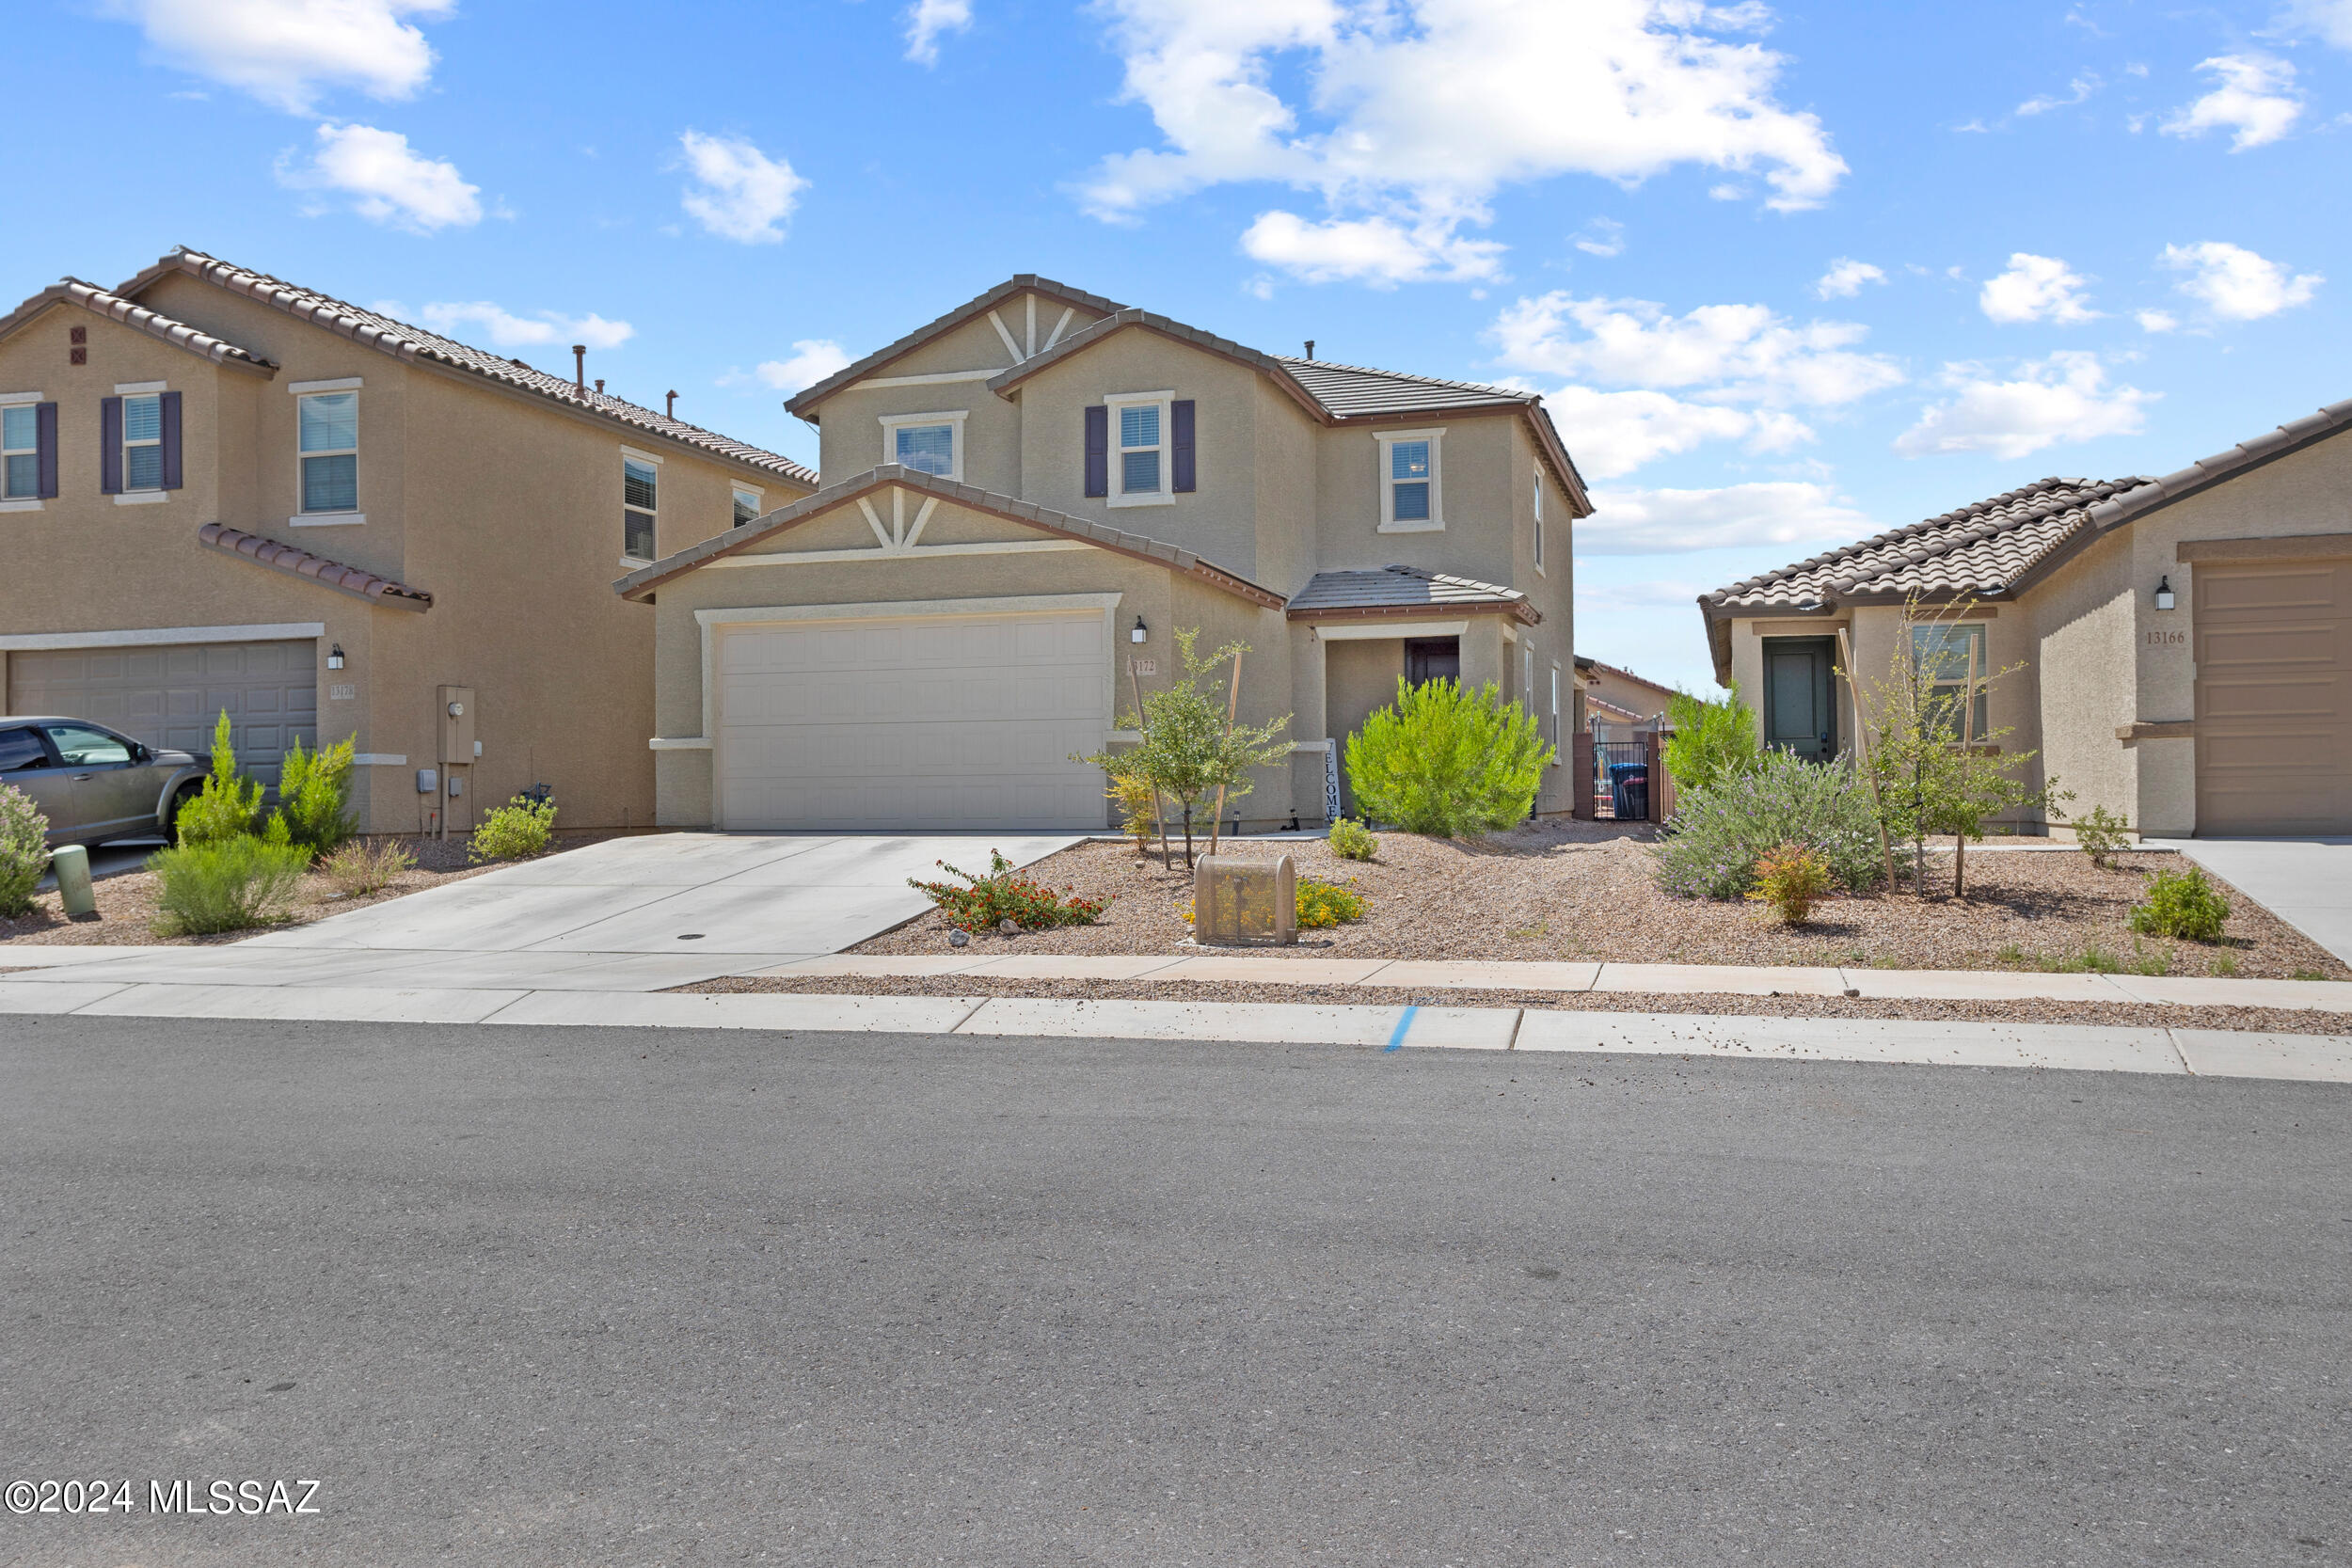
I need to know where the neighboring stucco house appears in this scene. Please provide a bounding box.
[0,247,814,833]
[1576,656,1677,739]
[619,276,1590,832]
[1699,396,2352,837]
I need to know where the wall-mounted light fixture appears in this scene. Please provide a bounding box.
[326,643,345,670]
[2154,576,2175,611]
[1131,615,1148,644]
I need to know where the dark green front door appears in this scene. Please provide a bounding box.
[1763,638,1837,761]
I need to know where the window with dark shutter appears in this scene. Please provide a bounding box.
[1083,404,1108,498]
[1,404,39,500]
[99,397,123,494]
[1171,399,1195,493]
[159,390,183,490]
[35,403,56,499]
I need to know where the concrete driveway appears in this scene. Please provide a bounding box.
[2181,837,2352,964]
[24,833,1078,992]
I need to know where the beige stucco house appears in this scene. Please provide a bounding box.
[1699,396,2352,837]
[0,247,814,833]
[1576,656,1677,739]
[617,276,1590,832]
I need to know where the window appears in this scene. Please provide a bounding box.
[732,487,763,528]
[1100,392,1172,506]
[1376,429,1443,531]
[298,391,358,514]
[1549,665,1563,756]
[1911,623,1989,737]
[879,411,965,479]
[1,405,35,499]
[624,455,659,561]
[43,723,132,767]
[122,393,164,491]
[1533,465,1546,571]
[0,725,49,773]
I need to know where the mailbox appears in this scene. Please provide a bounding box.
[1192,854,1296,946]
[437,685,476,765]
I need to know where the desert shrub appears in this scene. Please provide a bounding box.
[1654,751,1883,900]
[0,781,49,917]
[1106,768,1158,853]
[1662,682,1761,795]
[1746,842,1832,925]
[148,836,310,935]
[270,735,356,855]
[1328,817,1379,861]
[2131,867,2230,942]
[175,710,264,847]
[911,849,1108,933]
[2070,803,2132,868]
[1346,678,1554,838]
[1295,877,1368,929]
[322,837,416,897]
[469,795,558,863]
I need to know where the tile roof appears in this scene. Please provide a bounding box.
[128,249,814,485]
[785,275,1127,416]
[199,523,433,610]
[1276,357,1536,419]
[0,278,278,371]
[2087,395,2352,531]
[614,465,1284,609]
[1287,565,1539,623]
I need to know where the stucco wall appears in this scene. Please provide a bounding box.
[2027,526,2136,836]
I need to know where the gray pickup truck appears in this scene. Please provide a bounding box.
[0,717,206,849]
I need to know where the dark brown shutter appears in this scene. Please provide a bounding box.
[99,397,122,494]
[35,403,58,499]
[159,391,183,489]
[1083,404,1108,498]
[1171,399,1195,493]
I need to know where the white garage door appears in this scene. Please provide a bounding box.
[8,640,317,785]
[716,610,1112,830]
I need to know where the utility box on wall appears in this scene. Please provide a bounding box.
[437,686,476,765]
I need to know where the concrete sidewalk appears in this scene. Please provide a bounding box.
[2183,837,2352,964]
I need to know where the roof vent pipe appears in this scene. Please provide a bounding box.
[1304,340,1314,361]
[665,389,677,418]
[572,343,586,390]
[595,378,605,395]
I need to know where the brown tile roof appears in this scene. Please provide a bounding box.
[613,465,1284,609]
[2087,395,2352,530]
[1287,565,1539,624]
[199,522,433,610]
[1277,356,1535,419]
[123,248,814,485]
[0,278,278,372]
[784,275,1127,417]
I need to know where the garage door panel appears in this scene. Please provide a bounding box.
[2195,559,2351,834]
[2200,566,2337,613]
[8,638,317,786]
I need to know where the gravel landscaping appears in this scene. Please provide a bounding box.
[853,828,2349,980]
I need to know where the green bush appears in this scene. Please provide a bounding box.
[176,710,266,847]
[321,837,415,897]
[270,735,356,855]
[469,795,559,863]
[911,849,1109,933]
[1327,817,1379,861]
[1345,678,1554,838]
[148,836,311,935]
[1746,842,1832,925]
[1661,681,1761,794]
[0,781,49,917]
[2070,803,2132,868]
[1296,877,1368,928]
[1654,750,1884,900]
[2131,867,2230,942]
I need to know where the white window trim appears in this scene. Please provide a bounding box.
[120,390,165,494]
[1104,389,1174,509]
[294,388,359,520]
[1549,663,1563,764]
[0,390,43,405]
[732,483,765,527]
[1376,427,1444,532]
[114,491,168,506]
[878,410,967,481]
[1533,461,1546,574]
[619,445,666,467]
[113,380,167,395]
[1,404,38,504]
[623,449,660,565]
[0,500,42,514]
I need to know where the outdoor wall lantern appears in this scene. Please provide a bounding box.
[1131,615,1148,643]
[326,644,345,670]
[2153,576,2176,611]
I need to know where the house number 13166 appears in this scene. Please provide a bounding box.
[2146,630,2186,646]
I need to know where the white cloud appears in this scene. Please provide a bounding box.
[1541,387,1804,480]
[742,341,853,394]
[278,122,480,231]
[1573,217,1627,258]
[1895,353,2154,459]
[904,0,972,64]
[677,131,807,245]
[2280,0,2352,47]
[112,0,451,113]
[1814,258,1884,298]
[408,302,635,351]
[1494,291,1904,406]
[1580,482,1871,554]
[2017,72,2101,116]
[2160,240,2323,321]
[2162,55,2302,150]
[1979,252,2099,325]
[2137,309,2179,333]
[1239,211,1505,286]
[1081,0,1847,284]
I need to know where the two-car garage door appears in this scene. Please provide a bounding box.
[2195,557,2352,835]
[7,640,317,786]
[715,610,1111,831]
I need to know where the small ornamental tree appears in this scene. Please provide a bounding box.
[175,710,265,847]
[1346,678,1553,838]
[1077,628,1290,867]
[269,735,358,856]
[1662,681,1761,795]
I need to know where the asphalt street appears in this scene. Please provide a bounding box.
[1,1017,2345,1567]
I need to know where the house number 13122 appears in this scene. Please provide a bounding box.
[2145,630,2186,646]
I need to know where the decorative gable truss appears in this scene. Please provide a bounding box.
[717,483,1088,567]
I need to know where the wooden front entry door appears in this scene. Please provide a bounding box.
[1763,637,1837,761]
[1406,638,1461,686]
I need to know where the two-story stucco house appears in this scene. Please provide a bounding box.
[0,247,814,833]
[1698,395,2352,837]
[617,277,1590,832]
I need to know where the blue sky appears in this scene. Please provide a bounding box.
[10,0,2348,691]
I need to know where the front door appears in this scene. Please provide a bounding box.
[1405,638,1461,686]
[1763,638,1837,761]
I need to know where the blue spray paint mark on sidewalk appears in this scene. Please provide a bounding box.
[1384,1006,1418,1053]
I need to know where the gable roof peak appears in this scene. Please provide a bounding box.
[784,272,1128,417]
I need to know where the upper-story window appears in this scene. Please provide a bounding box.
[880,411,963,479]
[2,404,38,499]
[1086,395,1193,504]
[1533,463,1547,572]
[102,385,178,500]
[297,391,359,515]
[122,393,165,492]
[732,486,763,528]
[1912,623,1989,737]
[623,451,660,561]
[1377,429,1443,531]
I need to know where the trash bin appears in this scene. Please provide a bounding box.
[1608,762,1648,822]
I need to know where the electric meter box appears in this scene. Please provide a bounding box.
[437,686,476,765]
